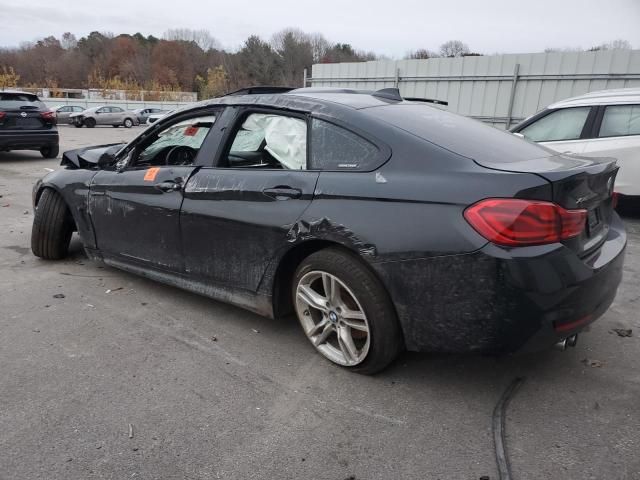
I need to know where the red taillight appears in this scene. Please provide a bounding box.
[612,192,619,209]
[0,111,5,120]
[41,110,56,121]
[464,198,587,247]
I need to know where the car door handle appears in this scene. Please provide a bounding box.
[155,181,182,192]
[262,186,302,200]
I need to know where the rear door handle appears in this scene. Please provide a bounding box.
[262,186,302,200]
[155,180,182,192]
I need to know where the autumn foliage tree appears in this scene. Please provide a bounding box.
[0,28,379,98]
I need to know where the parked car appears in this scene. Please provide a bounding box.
[0,90,59,158]
[54,105,85,124]
[511,88,640,200]
[70,106,139,128]
[31,87,626,373]
[146,109,173,125]
[133,107,168,124]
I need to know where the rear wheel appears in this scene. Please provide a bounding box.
[84,118,96,128]
[123,118,134,128]
[40,144,59,159]
[293,248,402,374]
[31,189,74,260]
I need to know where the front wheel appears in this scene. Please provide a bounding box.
[31,189,74,260]
[293,248,403,374]
[123,118,133,128]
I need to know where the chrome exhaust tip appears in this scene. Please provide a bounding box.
[555,334,578,351]
[555,339,568,351]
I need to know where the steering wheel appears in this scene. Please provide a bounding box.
[165,145,197,165]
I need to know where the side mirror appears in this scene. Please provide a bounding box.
[97,151,116,169]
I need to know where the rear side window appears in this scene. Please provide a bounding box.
[599,105,640,137]
[310,118,381,170]
[519,107,591,142]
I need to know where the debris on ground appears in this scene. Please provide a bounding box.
[52,293,65,299]
[611,328,633,337]
[210,336,217,342]
[23,210,29,215]
[581,358,603,368]
[1,204,9,207]
[128,424,134,439]
[252,329,260,334]
[105,287,123,294]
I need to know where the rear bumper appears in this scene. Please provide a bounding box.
[372,213,627,353]
[0,130,59,151]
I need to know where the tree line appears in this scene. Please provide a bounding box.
[0,29,632,99]
[0,29,378,98]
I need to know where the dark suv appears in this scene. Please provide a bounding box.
[0,91,59,158]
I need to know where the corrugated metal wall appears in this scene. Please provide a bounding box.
[309,50,640,128]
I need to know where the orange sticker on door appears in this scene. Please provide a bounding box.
[144,167,160,181]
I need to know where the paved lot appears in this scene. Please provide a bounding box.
[1,125,639,480]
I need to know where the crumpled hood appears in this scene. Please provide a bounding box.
[60,143,125,169]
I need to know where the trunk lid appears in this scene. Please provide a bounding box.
[475,153,618,256]
[0,107,49,130]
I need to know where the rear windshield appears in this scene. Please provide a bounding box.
[0,92,46,110]
[364,103,552,163]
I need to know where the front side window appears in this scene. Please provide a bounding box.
[599,105,640,137]
[130,114,217,167]
[224,112,307,169]
[310,118,380,170]
[520,107,591,142]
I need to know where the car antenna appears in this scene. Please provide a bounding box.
[372,88,403,101]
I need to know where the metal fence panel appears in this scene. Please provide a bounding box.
[309,50,640,128]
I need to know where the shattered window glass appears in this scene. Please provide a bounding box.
[136,115,216,166]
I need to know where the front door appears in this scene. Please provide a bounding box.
[89,109,221,271]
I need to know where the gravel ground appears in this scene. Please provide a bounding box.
[0,125,639,480]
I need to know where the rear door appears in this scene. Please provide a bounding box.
[517,106,594,155]
[180,107,319,290]
[89,108,222,271]
[582,104,640,196]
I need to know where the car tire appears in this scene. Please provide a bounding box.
[84,118,96,128]
[123,118,133,128]
[40,145,59,159]
[74,122,83,128]
[292,248,403,374]
[31,189,74,260]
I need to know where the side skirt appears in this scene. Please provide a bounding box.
[95,252,274,318]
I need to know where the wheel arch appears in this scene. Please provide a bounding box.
[270,240,401,336]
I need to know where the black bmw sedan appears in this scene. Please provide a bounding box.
[30,87,626,373]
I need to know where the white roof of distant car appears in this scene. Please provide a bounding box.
[548,87,640,109]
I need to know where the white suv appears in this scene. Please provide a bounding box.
[511,88,640,198]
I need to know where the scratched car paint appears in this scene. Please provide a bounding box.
[31,87,626,373]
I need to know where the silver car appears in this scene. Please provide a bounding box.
[70,106,139,128]
[54,105,85,124]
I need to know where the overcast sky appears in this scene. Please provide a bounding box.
[2,0,639,57]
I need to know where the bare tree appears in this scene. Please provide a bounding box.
[163,28,221,51]
[60,32,77,50]
[439,40,469,58]
[589,39,632,51]
[406,48,439,59]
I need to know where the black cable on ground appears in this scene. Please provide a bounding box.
[492,377,525,480]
